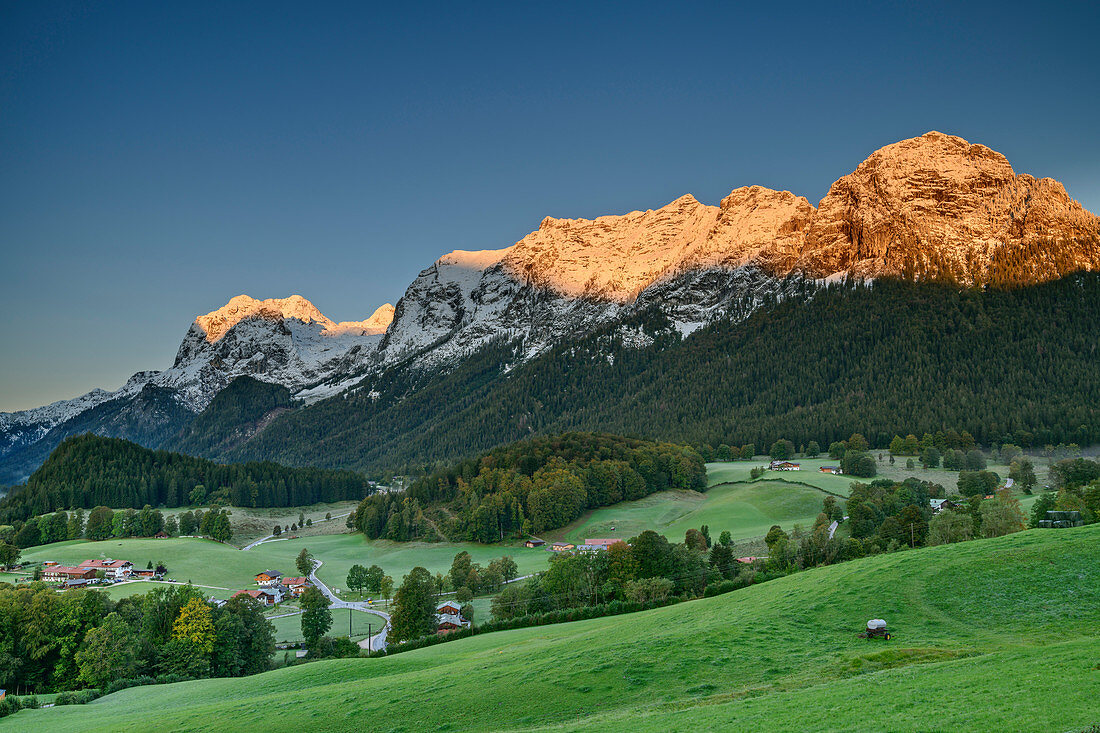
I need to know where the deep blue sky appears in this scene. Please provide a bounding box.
[2,1,1098,412]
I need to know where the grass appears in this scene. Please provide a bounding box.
[266,608,382,645]
[7,524,1098,732]
[555,461,846,545]
[15,534,550,597]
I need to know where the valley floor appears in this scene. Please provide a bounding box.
[7,525,1098,732]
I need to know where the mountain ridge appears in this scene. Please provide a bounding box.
[2,131,1098,483]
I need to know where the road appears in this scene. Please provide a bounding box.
[309,558,391,651]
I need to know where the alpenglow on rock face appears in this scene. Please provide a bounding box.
[2,132,1097,481]
[380,132,1098,364]
[798,131,1100,282]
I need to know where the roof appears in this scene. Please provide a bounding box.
[436,601,462,610]
[552,542,574,547]
[256,570,283,578]
[234,589,268,600]
[78,559,132,569]
[525,538,546,545]
[584,538,621,546]
[282,576,310,585]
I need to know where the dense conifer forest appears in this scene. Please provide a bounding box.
[164,376,292,457]
[0,435,374,523]
[351,433,706,542]
[224,275,1100,475]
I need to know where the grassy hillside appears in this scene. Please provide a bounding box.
[8,525,1098,732]
[15,534,551,597]
[555,459,850,544]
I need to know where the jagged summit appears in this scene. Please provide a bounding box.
[429,131,1098,295]
[196,295,393,342]
[3,132,1097,483]
[797,131,1100,282]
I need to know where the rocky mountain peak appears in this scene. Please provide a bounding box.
[796,131,1100,282]
[196,295,333,343]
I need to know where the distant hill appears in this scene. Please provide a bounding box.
[8,524,1099,732]
[0,434,374,523]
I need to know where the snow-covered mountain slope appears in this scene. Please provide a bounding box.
[0,297,394,463]
[160,295,394,409]
[380,131,1099,369]
[3,132,1098,482]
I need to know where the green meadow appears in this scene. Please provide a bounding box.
[16,534,551,596]
[556,460,848,545]
[7,524,1098,732]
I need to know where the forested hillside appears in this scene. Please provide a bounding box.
[0,434,374,523]
[164,376,292,457]
[351,433,706,542]
[0,385,194,487]
[228,274,1100,474]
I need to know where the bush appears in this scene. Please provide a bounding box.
[309,636,361,659]
[0,696,22,719]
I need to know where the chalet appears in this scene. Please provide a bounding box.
[435,601,470,632]
[281,576,312,597]
[255,571,283,586]
[43,565,97,582]
[769,461,801,471]
[819,466,842,475]
[77,559,134,579]
[524,539,546,548]
[64,578,92,589]
[550,542,575,552]
[584,538,622,549]
[929,498,959,514]
[154,531,169,539]
[233,588,283,606]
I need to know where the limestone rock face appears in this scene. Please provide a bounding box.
[797,131,1100,282]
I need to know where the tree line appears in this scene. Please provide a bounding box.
[0,434,375,524]
[350,433,706,542]
[0,505,234,553]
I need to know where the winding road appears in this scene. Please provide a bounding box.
[308,559,391,651]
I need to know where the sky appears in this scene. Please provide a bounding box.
[1,0,1098,412]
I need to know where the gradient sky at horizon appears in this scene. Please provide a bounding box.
[2,0,1098,412]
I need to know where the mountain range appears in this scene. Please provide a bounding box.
[3,131,1098,484]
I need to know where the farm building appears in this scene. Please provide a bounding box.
[551,542,575,552]
[819,466,842,474]
[436,601,470,632]
[769,461,801,471]
[78,559,134,579]
[1038,511,1085,528]
[584,538,622,549]
[281,576,312,597]
[524,539,546,548]
[255,571,283,586]
[43,565,97,582]
[929,498,960,514]
[233,588,284,606]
